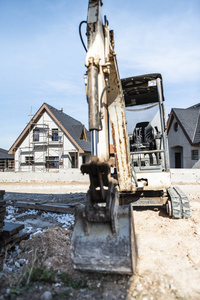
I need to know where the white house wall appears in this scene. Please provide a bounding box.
[168,117,200,168]
[14,110,90,172]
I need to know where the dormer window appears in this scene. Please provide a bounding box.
[33,129,39,141]
[52,129,59,141]
[80,127,87,141]
[174,122,179,132]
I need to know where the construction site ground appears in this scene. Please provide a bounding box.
[0,181,200,300]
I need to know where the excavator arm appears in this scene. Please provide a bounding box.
[85,0,136,191]
[70,0,138,274]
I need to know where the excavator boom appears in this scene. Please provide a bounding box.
[70,0,138,274]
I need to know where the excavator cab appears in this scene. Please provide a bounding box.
[131,121,156,152]
[121,74,190,218]
[122,73,168,174]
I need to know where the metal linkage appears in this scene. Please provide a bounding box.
[81,157,119,235]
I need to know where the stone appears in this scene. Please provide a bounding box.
[15,261,20,268]
[41,291,52,300]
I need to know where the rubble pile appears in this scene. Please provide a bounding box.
[0,191,30,271]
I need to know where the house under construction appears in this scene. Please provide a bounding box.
[0,148,14,171]
[8,103,91,172]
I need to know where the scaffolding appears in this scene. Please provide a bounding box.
[10,107,90,172]
[17,115,64,172]
[0,159,14,172]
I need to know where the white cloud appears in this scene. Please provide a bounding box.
[44,79,83,95]
[114,10,200,83]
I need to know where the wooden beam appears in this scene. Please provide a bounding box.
[11,201,75,214]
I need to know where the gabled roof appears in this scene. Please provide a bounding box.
[0,148,14,159]
[167,103,200,145]
[9,103,91,154]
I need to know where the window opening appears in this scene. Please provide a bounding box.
[33,129,39,141]
[25,156,34,165]
[80,127,87,141]
[52,129,59,141]
[191,150,198,160]
[174,122,179,132]
[46,156,59,168]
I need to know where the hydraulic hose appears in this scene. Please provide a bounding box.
[79,21,87,52]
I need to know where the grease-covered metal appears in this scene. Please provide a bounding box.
[71,205,137,274]
[108,56,136,192]
[88,59,100,131]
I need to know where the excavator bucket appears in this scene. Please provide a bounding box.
[70,204,137,274]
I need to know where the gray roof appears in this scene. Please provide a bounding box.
[0,148,14,159]
[45,103,91,152]
[172,103,200,144]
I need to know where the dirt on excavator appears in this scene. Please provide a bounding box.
[0,182,200,300]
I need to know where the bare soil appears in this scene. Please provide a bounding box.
[0,182,200,300]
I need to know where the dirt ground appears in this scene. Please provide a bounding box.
[0,182,200,300]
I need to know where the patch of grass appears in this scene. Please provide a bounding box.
[9,287,23,299]
[59,272,87,289]
[8,267,57,299]
[59,272,71,283]
[9,285,32,300]
[71,280,86,289]
[30,267,57,283]
[54,290,71,299]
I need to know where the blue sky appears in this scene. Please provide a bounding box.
[0,0,200,149]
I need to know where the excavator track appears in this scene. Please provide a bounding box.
[167,186,190,219]
[173,186,191,219]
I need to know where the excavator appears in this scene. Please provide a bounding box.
[70,0,190,274]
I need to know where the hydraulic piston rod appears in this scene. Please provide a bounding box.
[88,59,100,131]
[88,59,100,156]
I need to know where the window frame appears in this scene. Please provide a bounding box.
[33,129,40,142]
[191,149,199,160]
[25,156,34,165]
[174,122,179,132]
[52,129,59,141]
[46,156,59,169]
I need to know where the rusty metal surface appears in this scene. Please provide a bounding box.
[81,157,119,235]
[107,55,135,192]
[86,0,104,67]
[85,0,135,180]
[120,189,168,206]
[81,157,110,189]
[70,205,137,274]
[88,60,100,131]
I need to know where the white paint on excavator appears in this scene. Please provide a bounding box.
[136,171,171,190]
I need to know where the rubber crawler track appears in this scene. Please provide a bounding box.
[167,186,190,219]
